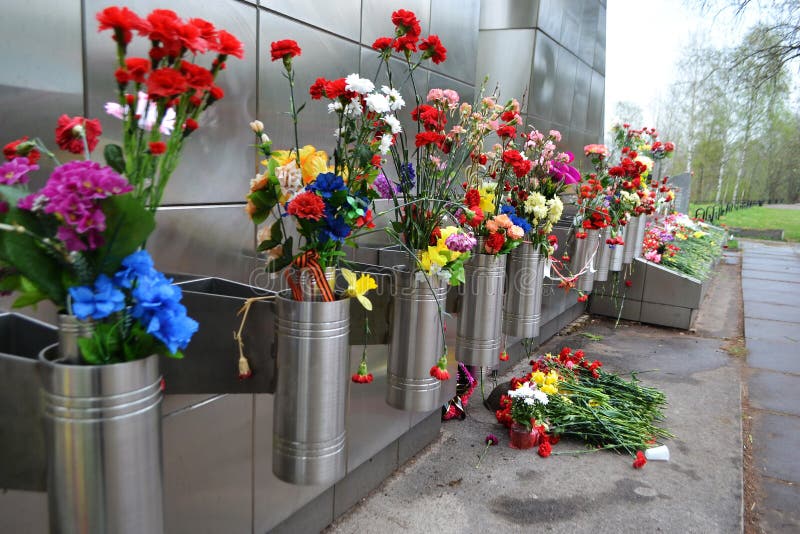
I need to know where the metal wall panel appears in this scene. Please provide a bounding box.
[529,30,557,121]
[559,1,582,55]
[552,45,577,127]
[0,0,83,191]
[536,0,564,40]
[163,394,253,534]
[361,0,432,49]
[594,3,607,75]
[571,62,591,132]
[84,0,258,205]
[476,29,535,113]
[479,0,539,30]
[259,11,361,158]
[588,69,605,141]
[578,1,599,66]
[253,394,331,532]
[261,0,362,41]
[149,205,258,283]
[429,0,480,84]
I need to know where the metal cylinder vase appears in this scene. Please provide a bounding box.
[39,345,164,534]
[623,216,641,264]
[56,314,94,364]
[594,227,612,282]
[273,292,349,485]
[633,215,649,259]
[610,224,627,271]
[503,243,545,338]
[387,267,446,412]
[573,229,600,293]
[456,251,506,366]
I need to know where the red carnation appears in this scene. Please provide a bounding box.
[286,191,326,221]
[496,125,516,138]
[538,440,552,458]
[664,141,675,152]
[420,34,447,64]
[114,68,130,85]
[464,206,484,227]
[184,118,199,133]
[180,61,214,90]
[392,9,421,37]
[577,294,588,303]
[96,6,149,44]
[324,78,347,99]
[502,149,523,166]
[633,451,647,469]
[189,18,217,42]
[3,137,40,164]
[147,9,181,52]
[485,232,506,254]
[499,351,509,362]
[501,110,518,123]
[125,58,150,84]
[213,30,244,59]
[415,131,444,148]
[149,141,167,155]
[356,209,375,229]
[372,37,393,51]
[625,279,633,287]
[393,34,418,53]
[465,189,481,208]
[271,39,302,62]
[55,115,102,154]
[209,85,224,101]
[352,372,374,384]
[430,365,450,381]
[147,68,189,98]
[309,77,327,99]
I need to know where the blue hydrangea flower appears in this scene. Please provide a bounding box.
[319,213,351,243]
[130,271,198,354]
[500,205,517,216]
[510,215,532,234]
[113,250,156,288]
[307,172,346,198]
[69,274,125,320]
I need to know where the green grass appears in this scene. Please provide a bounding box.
[717,207,800,242]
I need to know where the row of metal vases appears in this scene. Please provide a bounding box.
[33,216,650,534]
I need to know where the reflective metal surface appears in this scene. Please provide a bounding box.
[610,225,626,271]
[503,244,545,338]
[594,227,612,282]
[39,346,163,534]
[530,30,558,121]
[552,47,577,127]
[429,0,480,84]
[0,314,57,492]
[623,216,641,264]
[573,229,600,293]
[457,251,506,366]
[571,62,591,132]
[361,0,432,51]
[479,0,540,30]
[633,214,650,259]
[55,314,94,365]
[477,29,535,113]
[273,293,349,485]
[387,268,446,412]
[262,0,362,41]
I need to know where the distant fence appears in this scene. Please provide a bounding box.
[693,200,768,224]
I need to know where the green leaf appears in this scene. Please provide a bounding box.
[77,337,103,365]
[167,350,184,360]
[92,193,155,275]
[296,102,307,114]
[2,230,66,306]
[257,219,283,251]
[266,236,293,272]
[104,144,126,175]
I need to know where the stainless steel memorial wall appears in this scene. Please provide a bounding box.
[0,1,604,532]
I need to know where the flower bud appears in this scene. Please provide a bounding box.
[260,133,270,144]
[250,120,264,134]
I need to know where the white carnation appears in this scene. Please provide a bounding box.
[365,93,391,114]
[383,115,402,134]
[381,86,405,110]
[345,73,374,94]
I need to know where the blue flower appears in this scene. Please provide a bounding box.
[500,205,517,216]
[510,215,532,234]
[307,172,346,198]
[69,274,125,320]
[130,272,197,354]
[400,163,415,188]
[319,213,351,244]
[113,250,156,288]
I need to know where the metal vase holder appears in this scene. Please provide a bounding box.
[610,223,627,271]
[594,227,612,283]
[39,344,164,534]
[57,313,95,364]
[502,242,545,338]
[456,250,506,366]
[387,266,446,412]
[273,292,349,485]
[623,216,641,264]
[573,228,600,294]
[633,215,650,259]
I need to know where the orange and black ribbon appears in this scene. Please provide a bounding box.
[285,250,335,302]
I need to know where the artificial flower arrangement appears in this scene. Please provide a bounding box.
[641,213,724,280]
[477,127,573,257]
[0,6,245,362]
[495,347,672,465]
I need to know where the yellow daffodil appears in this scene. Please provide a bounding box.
[267,145,329,184]
[427,244,451,267]
[531,371,545,386]
[477,186,496,214]
[342,269,378,310]
[541,383,558,395]
[693,231,706,239]
[676,232,687,240]
[545,370,559,385]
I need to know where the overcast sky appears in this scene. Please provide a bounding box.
[604,0,763,130]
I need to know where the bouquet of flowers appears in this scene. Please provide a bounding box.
[642,213,724,279]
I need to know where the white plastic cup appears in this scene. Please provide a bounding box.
[644,445,670,461]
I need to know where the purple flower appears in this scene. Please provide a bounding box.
[445,231,477,253]
[373,172,398,199]
[486,433,499,446]
[549,161,581,185]
[0,157,39,185]
[18,161,132,252]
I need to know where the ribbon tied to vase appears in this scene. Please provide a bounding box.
[286,250,335,302]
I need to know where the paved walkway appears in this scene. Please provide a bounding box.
[741,240,800,533]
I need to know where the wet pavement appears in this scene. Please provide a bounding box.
[741,240,800,533]
[328,268,745,533]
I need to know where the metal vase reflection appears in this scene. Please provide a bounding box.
[273,292,349,485]
[39,345,164,534]
[633,215,650,259]
[623,216,641,264]
[56,314,94,365]
[572,229,600,294]
[503,243,545,338]
[594,227,612,283]
[610,224,627,271]
[387,267,446,412]
[456,251,506,366]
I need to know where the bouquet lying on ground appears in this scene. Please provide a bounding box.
[0,6,244,363]
[496,347,672,461]
[642,213,724,280]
